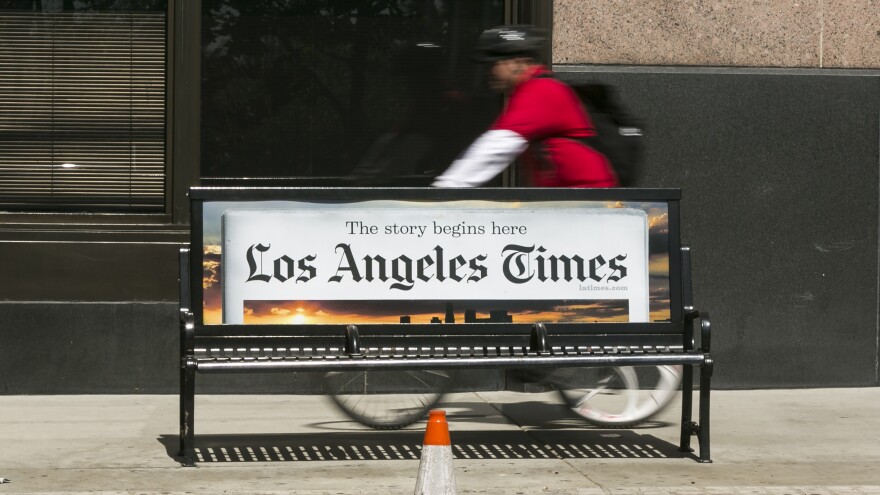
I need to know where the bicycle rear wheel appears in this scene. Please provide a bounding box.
[553,365,682,427]
[324,370,448,429]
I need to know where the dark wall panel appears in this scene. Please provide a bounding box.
[557,67,880,388]
[0,302,179,394]
[0,241,183,301]
[0,302,335,394]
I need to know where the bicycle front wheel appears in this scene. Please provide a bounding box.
[554,365,683,427]
[324,370,448,429]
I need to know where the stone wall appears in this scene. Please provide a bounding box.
[553,0,880,68]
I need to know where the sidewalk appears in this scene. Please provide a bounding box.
[0,388,878,494]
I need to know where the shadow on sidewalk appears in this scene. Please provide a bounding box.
[159,428,697,464]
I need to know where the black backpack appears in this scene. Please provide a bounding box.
[539,76,646,187]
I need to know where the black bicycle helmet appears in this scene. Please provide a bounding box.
[472,25,545,62]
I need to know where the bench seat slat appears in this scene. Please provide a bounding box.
[193,344,690,360]
[194,352,707,373]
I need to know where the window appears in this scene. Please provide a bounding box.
[201,0,505,184]
[0,1,167,212]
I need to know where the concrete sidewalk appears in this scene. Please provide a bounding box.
[0,388,878,494]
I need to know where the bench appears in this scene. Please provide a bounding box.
[178,186,713,466]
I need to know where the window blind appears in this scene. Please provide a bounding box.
[0,10,166,212]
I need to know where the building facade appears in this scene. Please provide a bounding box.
[0,0,877,393]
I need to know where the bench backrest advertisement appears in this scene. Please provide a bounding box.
[193,190,680,327]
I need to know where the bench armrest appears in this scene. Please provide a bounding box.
[684,308,711,353]
[699,312,711,353]
[180,311,195,357]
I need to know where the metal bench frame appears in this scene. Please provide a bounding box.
[178,187,713,466]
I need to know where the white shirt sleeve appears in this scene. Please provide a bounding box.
[431,129,528,187]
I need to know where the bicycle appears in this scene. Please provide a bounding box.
[323,365,683,429]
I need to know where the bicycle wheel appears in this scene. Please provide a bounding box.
[553,365,683,427]
[323,370,449,429]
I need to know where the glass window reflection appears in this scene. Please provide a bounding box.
[201,0,504,184]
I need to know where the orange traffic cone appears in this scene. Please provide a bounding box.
[414,409,457,495]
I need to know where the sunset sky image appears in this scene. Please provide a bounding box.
[200,199,674,325]
[241,299,630,325]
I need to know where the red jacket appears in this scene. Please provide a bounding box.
[492,66,618,187]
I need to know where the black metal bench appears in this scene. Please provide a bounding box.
[178,187,713,466]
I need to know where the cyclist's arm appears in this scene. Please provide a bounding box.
[431,129,527,188]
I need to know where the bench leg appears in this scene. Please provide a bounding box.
[679,364,695,454]
[696,358,713,463]
[679,361,713,463]
[179,359,196,467]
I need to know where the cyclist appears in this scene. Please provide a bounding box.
[432,25,617,188]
